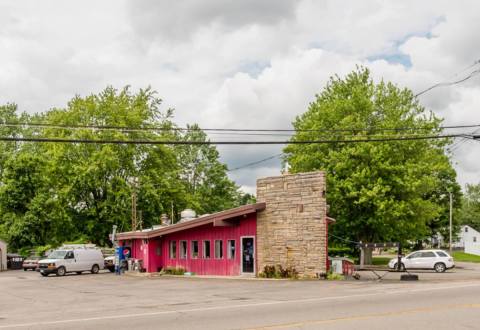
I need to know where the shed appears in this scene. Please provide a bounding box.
[0,240,7,271]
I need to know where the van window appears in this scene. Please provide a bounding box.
[65,251,74,259]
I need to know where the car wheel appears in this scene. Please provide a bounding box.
[434,262,446,273]
[91,264,100,274]
[40,272,49,277]
[393,263,406,271]
[76,271,82,275]
[56,266,66,276]
[107,266,115,273]
[23,268,27,271]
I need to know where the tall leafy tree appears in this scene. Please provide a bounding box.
[0,87,246,249]
[284,67,460,247]
[459,184,480,230]
[176,124,242,216]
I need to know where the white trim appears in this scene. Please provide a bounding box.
[240,236,255,274]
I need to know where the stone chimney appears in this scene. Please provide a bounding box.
[256,171,328,278]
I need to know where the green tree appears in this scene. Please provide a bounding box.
[176,124,242,216]
[0,86,246,249]
[459,184,480,230]
[284,67,460,246]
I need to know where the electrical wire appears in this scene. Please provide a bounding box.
[328,233,361,245]
[228,154,283,171]
[1,122,480,134]
[0,134,465,145]
[415,68,480,97]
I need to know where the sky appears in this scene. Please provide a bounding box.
[1,0,479,194]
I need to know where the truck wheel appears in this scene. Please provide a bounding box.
[91,264,100,274]
[56,266,66,276]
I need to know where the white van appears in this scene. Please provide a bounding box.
[38,246,105,276]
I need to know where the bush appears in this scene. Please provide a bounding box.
[259,265,298,279]
[164,267,186,275]
[326,272,344,280]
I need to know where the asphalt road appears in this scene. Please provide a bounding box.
[1,269,480,329]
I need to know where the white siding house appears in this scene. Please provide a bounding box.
[0,240,6,271]
[455,225,480,256]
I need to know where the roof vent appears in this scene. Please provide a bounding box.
[180,209,196,222]
[160,214,171,226]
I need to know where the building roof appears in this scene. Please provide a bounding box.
[116,202,266,240]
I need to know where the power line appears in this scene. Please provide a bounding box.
[415,67,480,97]
[0,134,466,145]
[228,154,283,171]
[1,122,480,134]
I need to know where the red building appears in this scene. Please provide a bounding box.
[116,172,333,278]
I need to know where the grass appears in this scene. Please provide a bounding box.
[371,257,391,266]
[452,251,480,263]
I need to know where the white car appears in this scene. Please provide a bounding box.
[38,247,105,276]
[388,249,454,273]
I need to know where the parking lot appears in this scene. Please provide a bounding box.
[1,267,480,329]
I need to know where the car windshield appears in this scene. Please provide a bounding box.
[47,250,68,259]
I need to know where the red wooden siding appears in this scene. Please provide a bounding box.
[122,214,256,275]
[159,215,256,275]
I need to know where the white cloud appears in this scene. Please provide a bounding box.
[1,0,480,192]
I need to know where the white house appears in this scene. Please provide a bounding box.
[0,240,6,271]
[455,225,480,256]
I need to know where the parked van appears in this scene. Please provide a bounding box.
[38,245,104,276]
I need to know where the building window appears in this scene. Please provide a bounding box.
[474,237,477,243]
[227,240,235,259]
[466,227,469,233]
[156,246,161,256]
[169,241,176,259]
[203,240,211,259]
[180,240,187,259]
[191,241,199,259]
[215,240,223,259]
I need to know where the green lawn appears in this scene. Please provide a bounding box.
[372,257,391,266]
[452,251,480,263]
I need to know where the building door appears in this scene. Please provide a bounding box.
[241,237,255,274]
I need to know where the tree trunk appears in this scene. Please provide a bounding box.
[363,247,373,265]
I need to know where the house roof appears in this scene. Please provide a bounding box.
[116,202,267,240]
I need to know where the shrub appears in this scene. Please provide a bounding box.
[326,272,344,280]
[259,265,298,279]
[164,267,186,275]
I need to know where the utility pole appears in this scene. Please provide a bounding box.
[449,191,453,254]
[130,177,139,231]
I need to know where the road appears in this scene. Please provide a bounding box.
[1,269,480,329]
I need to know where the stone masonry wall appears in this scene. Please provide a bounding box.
[256,172,327,278]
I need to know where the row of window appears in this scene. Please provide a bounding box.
[169,239,236,260]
